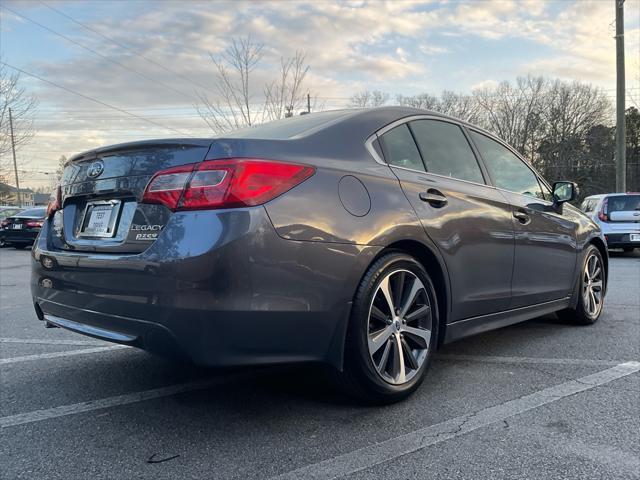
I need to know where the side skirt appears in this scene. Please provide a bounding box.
[444,297,571,344]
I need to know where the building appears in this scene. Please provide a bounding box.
[0,182,35,206]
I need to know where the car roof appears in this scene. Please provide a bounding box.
[584,193,640,200]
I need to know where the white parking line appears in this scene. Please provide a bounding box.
[0,345,128,365]
[0,337,107,346]
[436,354,622,367]
[0,373,253,428]
[270,362,640,480]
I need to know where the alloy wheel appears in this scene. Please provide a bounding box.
[582,253,604,317]
[367,269,432,385]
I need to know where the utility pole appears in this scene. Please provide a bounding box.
[307,93,311,114]
[8,108,22,206]
[615,0,626,192]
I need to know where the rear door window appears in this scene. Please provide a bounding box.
[470,131,544,200]
[408,120,485,184]
[378,124,425,172]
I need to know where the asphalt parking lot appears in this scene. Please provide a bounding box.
[1,247,639,480]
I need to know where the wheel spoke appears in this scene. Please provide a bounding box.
[369,324,394,355]
[405,304,430,323]
[393,334,406,384]
[370,305,389,324]
[401,325,431,348]
[401,336,419,370]
[588,290,597,314]
[393,271,405,312]
[400,277,423,318]
[379,276,395,316]
[375,339,392,375]
[591,280,603,290]
[590,267,601,280]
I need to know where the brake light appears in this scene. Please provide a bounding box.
[26,220,44,228]
[1,219,10,228]
[143,159,315,211]
[47,186,62,217]
[598,198,608,222]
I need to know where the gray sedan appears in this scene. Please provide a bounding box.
[31,107,607,403]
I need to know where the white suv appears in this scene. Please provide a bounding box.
[581,193,640,252]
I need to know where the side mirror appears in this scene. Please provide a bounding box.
[552,181,577,206]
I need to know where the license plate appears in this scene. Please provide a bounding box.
[13,224,22,230]
[631,234,640,242]
[79,201,121,238]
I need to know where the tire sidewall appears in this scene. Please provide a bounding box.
[347,252,439,398]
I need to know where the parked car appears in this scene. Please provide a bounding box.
[31,107,607,403]
[0,207,47,249]
[580,193,640,252]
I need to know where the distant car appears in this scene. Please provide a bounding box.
[581,193,640,252]
[0,207,47,249]
[31,108,607,403]
[0,206,23,221]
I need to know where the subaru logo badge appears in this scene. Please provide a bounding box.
[87,160,104,179]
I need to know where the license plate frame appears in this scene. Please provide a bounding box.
[78,200,122,238]
[12,224,23,230]
[630,233,640,242]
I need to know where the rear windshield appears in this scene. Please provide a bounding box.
[225,110,355,140]
[607,195,640,212]
[17,207,46,217]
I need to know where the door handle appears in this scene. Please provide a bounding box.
[513,210,531,225]
[419,190,447,207]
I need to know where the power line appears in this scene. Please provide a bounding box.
[1,62,190,136]
[1,4,199,103]
[38,0,215,95]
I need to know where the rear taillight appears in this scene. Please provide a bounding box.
[598,198,608,222]
[26,220,44,228]
[47,186,62,217]
[1,219,10,228]
[142,159,315,211]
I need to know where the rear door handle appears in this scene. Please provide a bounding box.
[419,190,447,207]
[513,210,531,224]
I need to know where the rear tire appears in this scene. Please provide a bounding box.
[557,245,605,325]
[337,252,438,404]
[623,247,635,253]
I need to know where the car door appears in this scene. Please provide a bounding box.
[377,118,515,321]
[468,129,577,308]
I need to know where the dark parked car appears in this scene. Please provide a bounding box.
[31,108,607,403]
[1,207,46,249]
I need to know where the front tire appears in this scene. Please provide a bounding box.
[338,252,438,404]
[557,245,605,325]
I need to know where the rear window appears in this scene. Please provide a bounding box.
[17,208,46,217]
[225,110,356,140]
[607,195,640,212]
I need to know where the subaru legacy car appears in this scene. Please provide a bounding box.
[1,207,46,249]
[580,193,640,252]
[31,108,607,403]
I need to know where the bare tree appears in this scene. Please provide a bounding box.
[350,90,389,108]
[263,52,309,121]
[0,62,38,183]
[196,38,311,134]
[395,93,438,110]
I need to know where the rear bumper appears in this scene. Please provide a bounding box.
[603,233,640,249]
[0,229,39,244]
[31,206,378,368]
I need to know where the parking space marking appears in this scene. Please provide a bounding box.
[270,362,640,480]
[0,345,128,365]
[0,337,107,346]
[436,354,624,367]
[0,373,252,428]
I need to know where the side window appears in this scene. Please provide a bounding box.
[409,120,485,184]
[582,199,595,213]
[378,124,424,172]
[470,131,544,200]
[538,178,552,201]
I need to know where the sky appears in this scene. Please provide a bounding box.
[1,0,639,189]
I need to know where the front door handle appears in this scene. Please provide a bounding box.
[419,190,447,207]
[513,210,531,225]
